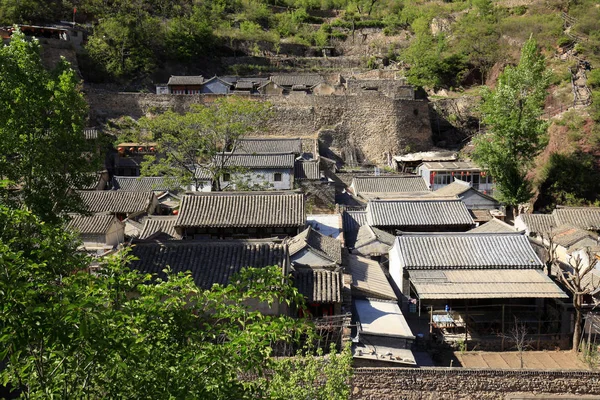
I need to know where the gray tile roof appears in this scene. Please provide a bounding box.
[111,176,183,192]
[469,218,517,233]
[138,216,180,240]
[352,175,428,195]
[519,207,600,235]
[552,224,598,248]
[287,226,342,265]
[236,138,303,154]
[76,190,155,214]
[519,213,557,235]
[394,232,544,270]
[66,214,119,235]
[215,153,295,169]
[408,269,567,299]
[347,254,397,301]
[175,191,305,228]
[271,74,324,88]
[354,225,396,249]
[292,268,341,303]
[342,210,367,247]
[366,199,474,228]
[129,241,288,289]
[434,181,499,204]
[554,207,600,230]
[420,161,482,171]
[167,75,204,85]
[294,160,320,180]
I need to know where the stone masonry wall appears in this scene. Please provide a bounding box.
[85,90,432,164]
[351,368,600,400]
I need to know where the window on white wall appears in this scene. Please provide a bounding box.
[274,173,282,182]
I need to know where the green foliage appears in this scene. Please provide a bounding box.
[0,204,352,398]
[538,151,600,209]
[166,12,215,61]
[472,37,550,207]
[0,29,99,221]
[402,32,466,89]
[265,343,353,399]
[452,13,501,84]
[86,14,164,79]
[121,97,271,191]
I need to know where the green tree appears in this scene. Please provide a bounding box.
[0,204,352,398]
[472,36,550,209]
[0,29,100,221]
[118,97,271,191]
[85,13,163,79]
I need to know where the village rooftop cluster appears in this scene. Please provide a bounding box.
[68,133,600,367]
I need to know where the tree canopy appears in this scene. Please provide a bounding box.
[118,97,271,191]
[471,36,550,208]
[0,29,101,222]
[0,204,352,399]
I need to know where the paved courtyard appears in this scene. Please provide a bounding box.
[456,350,591,369]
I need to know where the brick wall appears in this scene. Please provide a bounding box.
[85,90,432,164]
[351,367,600,400]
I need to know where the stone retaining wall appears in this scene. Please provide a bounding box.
[85,90,432,164]
[351,367,600,400]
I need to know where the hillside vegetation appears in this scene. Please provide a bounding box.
[2,0,599,209]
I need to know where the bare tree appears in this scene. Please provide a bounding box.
[554,247,600,351]
[500,317,530,368]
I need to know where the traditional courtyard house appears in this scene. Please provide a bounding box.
[417,160,495,194]
[366,199,475,233]
[174,191,305,239]
[112,143,157,177]
[352,225,396,259]
[292,268,343,317]
[515,207,600,266]
[393,149,457,173]
[270,74,324,94]
[128,240,290,315]
[220,77,269,94]
[433,179,503,223]
[515,207,600,236]
[287,208,343,317]
[167,75,204,94]
[346,254,397,302]
[215,152,295,190]
[200,76,233,94]
[349,175,430,201]
[138,216,181,240]
[345,254,416,366]
[236,138,303,155]
[66,214,125,252]
[306,214,342,240]
[469,218,517,234]
[341,208,367,248]
[110,176,186,214]
[76,190,158,220]
[353,298,416,366]
[287,226,342,268]
[388,232,568,345]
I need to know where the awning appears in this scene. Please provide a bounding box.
[408,269,568,300]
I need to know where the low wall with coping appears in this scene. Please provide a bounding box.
[351,367,600,400]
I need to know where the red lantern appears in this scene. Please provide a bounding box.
[129,147,134,152]
[117,147,123,152]
[149,147,155,152]
[460,171,464,176]
[466,171,470,176]
[451,171,455,177]
[138,147,144,152]
[172,209,179,215]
